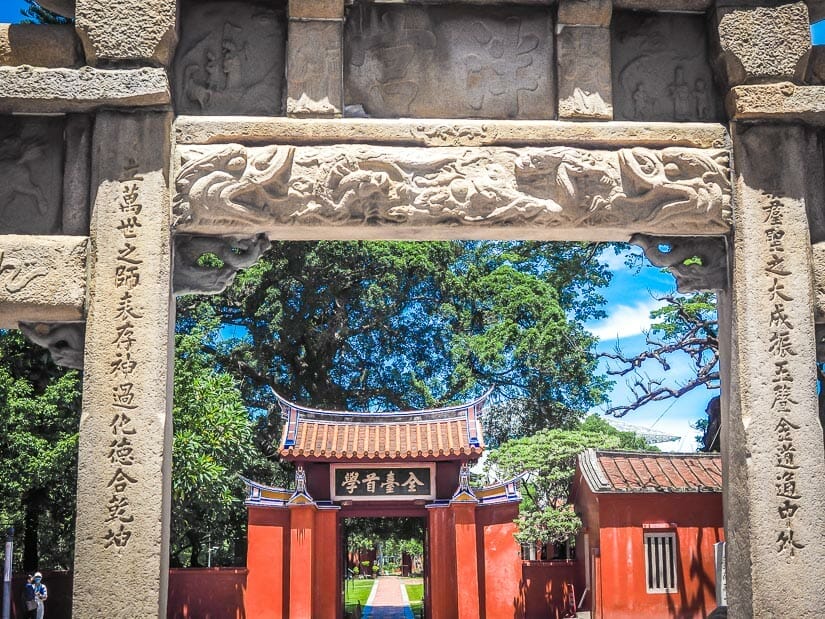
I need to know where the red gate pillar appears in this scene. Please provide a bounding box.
[313,507,340,617]
[246,507,290,619]
[427,505,458,619]
[451,502,481,619]
[288,503,317,619]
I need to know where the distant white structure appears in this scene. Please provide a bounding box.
[605,418,680,444]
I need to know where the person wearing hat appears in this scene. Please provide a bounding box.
[32,573,47,619]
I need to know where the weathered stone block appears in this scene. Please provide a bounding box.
[557,26,612,120]
[714,2,811,87]
[0,66,170,114]
[344,4,555,119]
[0,25,82,68]
[173,1,286,116]
[612,11,723,122]
[73,112,173,618]
[287,20,342,118]
[37,0,75,18]
[62,115,92,236]
[0,117,64,235]
[727,83,825,125]
[289,0,343,20]
[75,0,176,66]
[557,0,611,26]
[0,236,87,328]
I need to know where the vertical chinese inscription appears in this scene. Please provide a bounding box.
[103,172,145,551]
[762,197,804,558]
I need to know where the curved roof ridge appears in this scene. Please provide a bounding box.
[271,387,494,420]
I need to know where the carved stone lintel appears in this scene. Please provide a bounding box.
[173,233,271,296]
[812,241,825,323]
[174,144,732,240]
[19,321,85,369]
[630,234,728,292]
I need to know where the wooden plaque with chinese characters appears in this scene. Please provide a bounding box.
[331,463,435,501]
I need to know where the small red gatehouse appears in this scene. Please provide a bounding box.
[243,392,524,619]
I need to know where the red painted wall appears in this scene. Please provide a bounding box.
[313,509,340,618]
[586,490,724,619]
[477,503,523,619]
[427,506,458,619]
[520,561,578,619]
[167,568,247,619]
[246,506,290,619]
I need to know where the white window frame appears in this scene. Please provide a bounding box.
[644,531,679,593]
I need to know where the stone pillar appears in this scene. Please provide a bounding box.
[450,501,481,619]
[556,0,612,120]
[286,0,344,118]
[288,503,317,619]
[72,112,174,618]
[724,123,825,617]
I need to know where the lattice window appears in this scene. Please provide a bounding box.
[644,532,678,593]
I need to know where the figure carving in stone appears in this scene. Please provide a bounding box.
[0,250,49,294]
[175,144,295,228]
[630,234,728,292]
[19,321,85,369]
[0,134,51,232]
[174,144,731,235]
[173,2,285,115]
[667,66,693,121]
[174,233,270,295]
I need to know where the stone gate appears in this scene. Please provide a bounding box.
[1,0,825,616]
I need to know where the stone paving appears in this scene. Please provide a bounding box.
[362,577,414,619]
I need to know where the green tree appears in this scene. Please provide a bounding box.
[484,414,654,548]
[178,240,611,445]
[0,330,80,571]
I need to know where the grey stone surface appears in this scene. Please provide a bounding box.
[344,4,555,119]
[714,2,811,87]
[173,143,731,239]
[557,0,611,27]
[806,45,825,85]
[725,124,825,618]
[813,241,825,323]
[37,0,75,18]
[62,115,91,236]
[727,83,825,125]
[287,20,342,118]
[72,112,173,619]
[173,233,270,295]
[612,11,723,122]
[0,66,170,114]
[557,26,612,120]
[19,321,85,369]
[173,1,286,116]
[75,0,176,66]
[0,117,64,235]
[0,25,82,68]
[630,234,728,292]
[174,117,730,149]
[0,236,87,328]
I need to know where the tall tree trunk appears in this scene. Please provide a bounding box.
[23,493,40,572]
[188,530,202,567]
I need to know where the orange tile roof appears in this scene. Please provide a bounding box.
[578,449,722,493]
[274,391,488,462]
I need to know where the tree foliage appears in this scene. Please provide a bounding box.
[485,414,655,546]
[178,240,611,446]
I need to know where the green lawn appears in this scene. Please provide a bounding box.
[405,580,424,619]
[344,578,375,616]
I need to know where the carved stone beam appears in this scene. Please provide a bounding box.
[0,66,170,115]
[173,233,271,296]
[727,84,825,126]
[629,234,728,292]
[173,143,732,241]
[812,241,825,324]
[0,235,87,328]
[18,321,85,369]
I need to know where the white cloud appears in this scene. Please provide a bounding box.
[587,298,668,341]
[598,246,644,272]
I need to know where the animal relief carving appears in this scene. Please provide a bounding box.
[174,144,731,236]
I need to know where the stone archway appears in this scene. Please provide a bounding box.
[1,0,824,617]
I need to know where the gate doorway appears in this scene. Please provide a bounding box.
[344,517,426,619]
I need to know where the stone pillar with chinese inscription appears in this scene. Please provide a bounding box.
[556,0,612,120]
[72,112,174,618]
[286,0,344,118]
[723,123,825,618]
